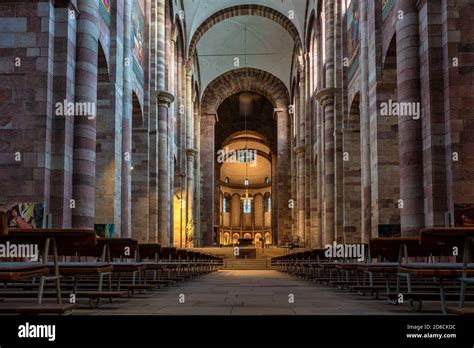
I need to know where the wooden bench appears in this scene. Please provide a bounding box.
[97,238,152,293]
[0,219,127,309]
[398,228,474,314]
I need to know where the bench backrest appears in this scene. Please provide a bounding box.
[176,249,188,259]
[97,238,139,261]
[138,243,161,261]
[420,228,474,257]
[0,228,98,258]
[160,247,177,260]
[368,237,424,261]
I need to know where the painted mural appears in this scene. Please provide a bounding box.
[131,4,145,85]
[382,0,395,22]
[94,224,116,238]
[347,0,360,81]
[6,203,44,229]
[99,0,111,26]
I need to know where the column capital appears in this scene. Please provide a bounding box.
[315,87,341,106]
[186,148,198,158]
[201,112,218,124]
[157,90,175,107]
[294,145,305,155]
[273,107,288,120]
[186,64,194,78]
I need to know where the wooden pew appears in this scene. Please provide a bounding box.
[397,228,474,314]
[0,222,125,309]
[350,238,421,296]
[159,247,186,282]
[97,238,152,293]
[138,243,175,286]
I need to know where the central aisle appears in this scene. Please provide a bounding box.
[79,270,433,315]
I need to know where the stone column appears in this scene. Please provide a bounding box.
[148,0,163,242]
[396,0,424,236]
[186,149,197,238]
[72,0,99,228]
[51,3,77,228]
[295,145,306,244]
[274,108,291,244]
[441,0,474,221]
[121,0,133,238]
[157,91,175,246]
[156,0,166,91]
[417,0,447,227]
[297,74,307,246]
[185,66,195,233]
[271,152,277,243]
[333,0,344,243]
[359,0,372,243]
[316,88,338,246]
[200,113,217,246]
[194,110,202,246]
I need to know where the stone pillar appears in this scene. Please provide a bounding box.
[304,55,313,248]
[200,113,217,246]
[194,110,202,246]
[186,149,197,238]
[271,152,278,244]
[121,0,133,238]
[442,0,474,221]
[148,0,159,243]
[156,0,166,91]
[185,66,195,236]
[316,88,338,246]
[51,3,77,227]
[359,0,372,243]
[157,91,175,246]
[396,0,424,236]
[417,0,447,227]
[333,0,344,243]
[274,108,291,244]
[295,145,306,245]
[72,0,99,228]
[316,105,324,248]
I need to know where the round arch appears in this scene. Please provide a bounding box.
[188,5,302,59]
[201,68,290,114]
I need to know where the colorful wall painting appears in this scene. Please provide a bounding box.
[131,4,145,85]
[6,203,44,229]
[347,0,360,81]
[99,0,111,26]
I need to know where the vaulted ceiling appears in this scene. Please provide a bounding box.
[182,0,308,91]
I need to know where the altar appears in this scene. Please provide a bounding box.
[236,238,257,259]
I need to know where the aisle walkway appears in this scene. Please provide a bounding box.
[78,270,438,315]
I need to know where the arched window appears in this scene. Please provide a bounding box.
[243,199,251,214]
[223,196,230,213]
[264,193,271,212]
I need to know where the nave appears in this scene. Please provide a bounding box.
[74,270,439,316]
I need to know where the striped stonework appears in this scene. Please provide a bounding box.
[201,68,290,114]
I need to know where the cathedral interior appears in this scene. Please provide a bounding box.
[0,0,474,342]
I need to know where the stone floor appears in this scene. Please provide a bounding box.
[76,270,443,315]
